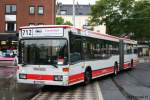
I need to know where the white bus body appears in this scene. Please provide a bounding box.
[17,25,138,86]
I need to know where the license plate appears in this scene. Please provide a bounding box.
[33,68,46,71]
[34,81,45,84]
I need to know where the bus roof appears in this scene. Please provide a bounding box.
[20,25,78,30]
[19,25,137,44]
[121,38,137,44]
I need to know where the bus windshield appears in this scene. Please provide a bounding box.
[19,39,68,65]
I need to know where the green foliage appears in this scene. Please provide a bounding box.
[56,17,73,26]
[90,0,135,36]
[64,21,73,26]
[128,0,150,40]
[90,0,150,40]
[56,17,64,25]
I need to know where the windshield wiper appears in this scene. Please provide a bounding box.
[52,64,58,68]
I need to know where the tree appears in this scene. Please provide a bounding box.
[64,21,73,26]
[89,0,135,36]
[127,0,150,40]
[56,17,64,25]
[56,17,73,26]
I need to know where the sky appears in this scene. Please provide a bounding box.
[57,0,97,5]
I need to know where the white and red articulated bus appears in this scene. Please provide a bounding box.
[17,25,138,86]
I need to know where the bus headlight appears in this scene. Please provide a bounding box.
[54,75,63,81]
[19,74,27,79]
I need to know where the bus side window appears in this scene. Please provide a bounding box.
[69,33,82,63]
[134,45,138,54]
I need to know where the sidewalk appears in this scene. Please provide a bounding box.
[139,56,150,63]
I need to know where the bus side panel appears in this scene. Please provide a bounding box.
[123,43,138,69]
[68,62,84,85]
[84,55,119,79]
[68,55,119,85]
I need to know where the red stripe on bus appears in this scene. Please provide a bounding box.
[92,67,114,77]
[123,63,130,69]
[25,61,138,84]
[69,67,114,84]
[27,74,54,80]
[69,73,84,84]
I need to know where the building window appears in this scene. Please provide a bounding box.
[6,5,16,14]
[1,41,6,45]
[5,22,16,32]
[38,6,44,15]
[29,6,35,14]
[79,12,83,15]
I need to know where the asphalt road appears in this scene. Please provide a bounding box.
[0,66,41,100]
[31,62,150,100]
[100,62,150,100]
[0,61,150,100]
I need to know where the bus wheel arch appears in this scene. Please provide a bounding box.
[114,62,118,76]
[84,66,92,85]
[131,59,133,68]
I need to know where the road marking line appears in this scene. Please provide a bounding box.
[95,82,104,100]
[31,92,41,100]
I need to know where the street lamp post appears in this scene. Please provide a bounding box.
[73,0,75,27]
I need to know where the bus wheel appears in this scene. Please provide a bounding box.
[114,62,118,76]
[131,59,133,68]
[84,69,92,85]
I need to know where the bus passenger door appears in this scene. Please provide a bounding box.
[69,32,84,82]
[119,39,124,70]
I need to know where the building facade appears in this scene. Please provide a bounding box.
[56,3,106,34]
[0,0,56,50]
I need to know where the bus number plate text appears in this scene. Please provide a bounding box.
[33,68,46,71]
[34,81,45,84]
[21,29,33,37]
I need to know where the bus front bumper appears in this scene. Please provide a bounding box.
[17,75,69,86]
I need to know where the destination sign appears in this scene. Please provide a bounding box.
[21,28,64,37]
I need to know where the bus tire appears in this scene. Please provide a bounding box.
[84,67,92,85]
[114,62,118,76]
[131,59,133,68]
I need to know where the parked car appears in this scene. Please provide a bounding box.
[0,49,18,66]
